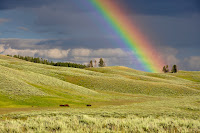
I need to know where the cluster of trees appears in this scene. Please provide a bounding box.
[53,62,86,68]
[88,58,105,68]
[162,65,178,73]
[7,55,86,69]
[7,55,106,69]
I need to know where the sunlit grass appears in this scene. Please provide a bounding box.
[0,55,200,132]
[0,105,200,133]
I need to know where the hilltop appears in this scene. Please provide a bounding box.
[0,54,199,108]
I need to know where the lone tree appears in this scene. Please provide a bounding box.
[171,65,178,73]
[166,65,169,73]
[162,66,167,73]
[94,60,97,67]
[162,65,170,73]
[99,58,105,67]
[89,60,93,67]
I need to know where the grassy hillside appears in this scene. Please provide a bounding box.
[0,55,200,132]
[0,54,200,108]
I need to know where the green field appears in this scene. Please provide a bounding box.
[0,54,200,132]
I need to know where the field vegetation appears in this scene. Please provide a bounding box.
[0,55,200,132]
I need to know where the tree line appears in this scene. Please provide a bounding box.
[7,55,106,69]
[7,55,86,68]
[162,65,178,73]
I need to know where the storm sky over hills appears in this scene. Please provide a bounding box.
[0,0,199,71]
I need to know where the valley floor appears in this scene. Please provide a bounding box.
[0,95,199,132]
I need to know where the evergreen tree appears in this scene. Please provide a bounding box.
[166,65,169,73]
[89,60,93,67]
[171,65,178,73]
[99,58,105,67]
[162,65,170,73]
[10,54,86,69]
[162,66,166,73]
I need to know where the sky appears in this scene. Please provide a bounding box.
[0,0,199,71]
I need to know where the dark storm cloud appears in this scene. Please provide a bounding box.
[2,0,199,15]
[130,14,200,49]
[30,4,119,49]
[35,38,119,49]
[0,0,55,10]
[116,0,200,16]
[0,38,118,50]
[0,0,90,13]
[0,0,200,70]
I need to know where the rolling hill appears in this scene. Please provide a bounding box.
[0,54,199,108]
[0,54,200,132]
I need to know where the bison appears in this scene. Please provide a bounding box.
[64,104,69,107]
[59,104,69,107]
[86,104,91,107]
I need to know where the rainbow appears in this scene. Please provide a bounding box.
[90,0,164,72]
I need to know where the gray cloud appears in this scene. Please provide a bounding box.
[117,0,200,16]
[0,38,55,49]
[0,18,10,24]
[66,48,135,67]
[70,48,129,58]
[184,56,200,71]
[159,46,180,65]
[129,14,200,49]
[30,2,200,51]
[18,27,29,31]
[33,5,106,38]
[2,1,198,51]
[0,0,55,10]
[1,38,200,71]
[0,44,5,53]
[1,0,199,16]
[0,44,70,59]
[0,0,199,71]
[0,43,135,67]
[157,46,200,71]
[0,38,118,50]
[36,49,70,59]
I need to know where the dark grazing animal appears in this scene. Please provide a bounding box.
[64,104,69,107]
[60,104,69,107]
[86,104,91,107]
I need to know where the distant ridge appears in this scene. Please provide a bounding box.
[0,54,199,108]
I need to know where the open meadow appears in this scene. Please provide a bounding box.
[0,55,200,132]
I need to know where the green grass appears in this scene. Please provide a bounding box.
[0,101,200,132]
[0,55,200,132]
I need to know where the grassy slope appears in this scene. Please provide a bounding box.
[0,55,200,108]
[0,55,200,132]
